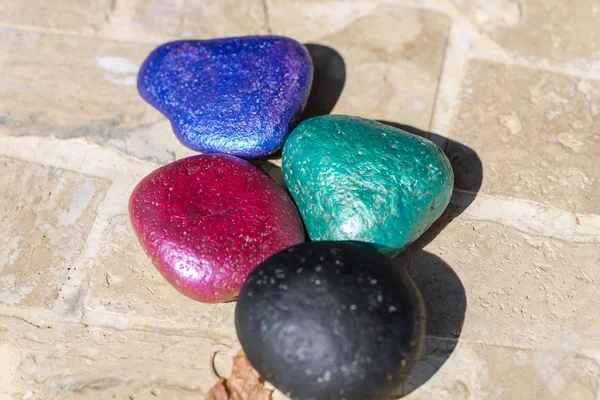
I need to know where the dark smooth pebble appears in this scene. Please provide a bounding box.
[235,241,425,400]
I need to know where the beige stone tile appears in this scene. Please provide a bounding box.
[0,29,195,164]
[0,0,113,34]
[267,0,378,43]
[397,210,600,352]
[402,338,600,399]
[448,60,600,213]
[0,316,237,399]
[4,315,598,400]
[269,3,450,131]
[451,0,600,68]
[84,215,236,332]
[128,0,268,38]
[0,157,108,310]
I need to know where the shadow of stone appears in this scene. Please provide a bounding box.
[377,121,483,249]
[302,43,346,119]
[376,121,483,197]
[254,45,477,398]
[369,121,477,397]
[392,244,467,397]
[253,43,345,186]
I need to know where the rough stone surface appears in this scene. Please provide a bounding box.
[283,115,453,256]
[451,0,600,69]
[268,3,450,132]
[401,338,600,400]
[0,316,238,399]
[0,29,194,164]
[138,37,312,158]
[0,0,113,33]
[129,0,268,38]
[404,209,600,351]
[449,61,600,213]
[129,155,305,303]
[1,0,600,398]
[0,157,108,310]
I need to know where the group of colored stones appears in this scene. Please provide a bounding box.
[130,36,453,400]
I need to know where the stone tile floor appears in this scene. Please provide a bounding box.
[0,0,599,399]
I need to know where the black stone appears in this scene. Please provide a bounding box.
[235,241,425,400]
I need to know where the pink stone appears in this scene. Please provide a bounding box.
[129,154,305,303]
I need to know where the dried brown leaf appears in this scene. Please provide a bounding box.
[206,350,273,400]
[206,378,230,400]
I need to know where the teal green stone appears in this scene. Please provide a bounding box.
[282,115,454,256]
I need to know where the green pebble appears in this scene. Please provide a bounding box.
[282,115,454,256]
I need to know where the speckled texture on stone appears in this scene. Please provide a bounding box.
[1,0,600,398]
[236,241,425,400]
[283,115,454,256]
[129,154,305,303]
[137,36,313,158]
[449,61,600,213]
[0,157,108,309]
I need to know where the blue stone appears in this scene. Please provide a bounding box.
[138,36,313,158]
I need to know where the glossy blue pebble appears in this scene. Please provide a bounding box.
[138,36,313,158]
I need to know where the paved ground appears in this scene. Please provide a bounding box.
[1,0,599,399]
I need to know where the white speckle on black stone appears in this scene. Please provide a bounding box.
[235,241,425,400]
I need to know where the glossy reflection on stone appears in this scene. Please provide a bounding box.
[138,36,313,158]
[282,115,454,256]
[129,154,305,303]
